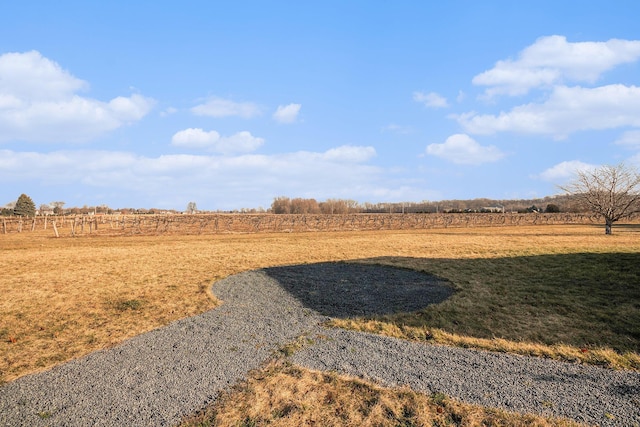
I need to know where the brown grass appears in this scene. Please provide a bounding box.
[180,360,585,427]
[2,224,639,384]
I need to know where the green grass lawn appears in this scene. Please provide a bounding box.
[391,252,638,351]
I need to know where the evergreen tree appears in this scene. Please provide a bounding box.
[13,194,36,217]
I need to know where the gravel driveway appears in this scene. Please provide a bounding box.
[1,262,638,426]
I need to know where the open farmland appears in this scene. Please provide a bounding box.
[2,224,639,425]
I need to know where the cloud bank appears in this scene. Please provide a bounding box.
[457,84,640,138]
[0,144,414,209]
[0,51,155,143]
[171,128,265,154]
[473,35,640,97]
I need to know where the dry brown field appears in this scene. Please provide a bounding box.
[2,223,639,425]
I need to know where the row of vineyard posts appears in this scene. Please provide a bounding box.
[0,212,608,237]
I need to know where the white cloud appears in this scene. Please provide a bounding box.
[191,97,262,118]
[615,130,640,149]
[473,35,640,97]
[0,50,88,101]
[0,146,420,210]
[425,134,505,165]
[457,84,640,138]
[273,103,301,123]
[171,128,221,149]
[0,51,155,143]
[321,145,376,162]
[537,160,598,182]
[108,94,154,121]
[171,128,264,154]
[218,131,265,154]
[413,91,449,108]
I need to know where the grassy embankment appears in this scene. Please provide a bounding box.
[2,224,638,425]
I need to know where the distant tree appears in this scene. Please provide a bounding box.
[38,204,54,215]
[545,203,560,213]
[186,201,198,214]
[321,199,347,214]
[560,163,640,234]
[271,197,291,214]
[290,198,321,214]
[50,201,65,215]
[14,194,36,217]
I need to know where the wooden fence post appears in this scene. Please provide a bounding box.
[52,220,59,238]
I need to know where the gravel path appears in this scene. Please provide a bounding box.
[1,263,639,426]
[293,328,640,425]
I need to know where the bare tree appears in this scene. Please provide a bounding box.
[290,198,320,214]
[270,196,291,214]
[186,201,198,214]
[560,163,640,234]
[50,201,65,215]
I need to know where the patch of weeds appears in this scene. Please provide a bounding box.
[271,403,297,419]
[111,298,144,312]
[37,411,52,419]
[240,416,257,427]
[278,342,299,357]
[431,391,447,406]
[277,334,316,357]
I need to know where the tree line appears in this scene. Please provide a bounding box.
[4,164,640,234]
[269,195,570,215]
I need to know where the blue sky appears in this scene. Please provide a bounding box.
[1,1,640,211]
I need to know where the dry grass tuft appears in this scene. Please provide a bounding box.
[180,360,584,427]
